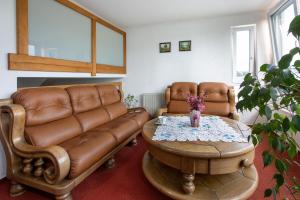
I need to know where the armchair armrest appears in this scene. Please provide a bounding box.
[0,104,70,184]
[157,107,168,117]
[228,87,239,121]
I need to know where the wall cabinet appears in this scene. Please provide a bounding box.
[9,0,126,75]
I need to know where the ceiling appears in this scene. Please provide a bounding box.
[74,0,274,28]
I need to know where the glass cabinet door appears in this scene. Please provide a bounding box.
[28,0,91,62]
[96,23,124,67]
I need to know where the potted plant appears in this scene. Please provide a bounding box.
[187,95,205,127]
[124,94,138,109]
[237,16,300,198]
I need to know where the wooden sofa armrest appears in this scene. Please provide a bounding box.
[0,104,70,184]
[157,107,168,117]
[128,107,146,113]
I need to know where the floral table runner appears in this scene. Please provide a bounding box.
[152,116,248,142]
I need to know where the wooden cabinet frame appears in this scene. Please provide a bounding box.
[9,0,126,75]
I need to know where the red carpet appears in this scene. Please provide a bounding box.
[0,136,299,200]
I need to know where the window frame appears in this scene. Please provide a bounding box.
[231,24,257,84]
[10,0,127,75]
[268,0,299,64]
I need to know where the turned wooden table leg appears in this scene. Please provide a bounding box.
[182,173,195,195]
[105,157,115,169]
[55,192,72,200]
[10,181,25,197]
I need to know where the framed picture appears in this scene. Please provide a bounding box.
[159,42,171,53]
[179,40,191,51]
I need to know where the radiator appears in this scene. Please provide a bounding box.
[142,93,164,117]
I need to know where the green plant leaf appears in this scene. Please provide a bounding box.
[295,104,300,115]
[288,142,297,159]
[282,117,290,132]
[278,54,293,69]
[292,115,300,131]
[264,189,272,197]
[251,135,258,146]
[290,47,300,56]
[275,159,288,173]
[294,60,300,68]
[274,174,284,187]
[260,64,270,72]
[238,85,252,99]
[288,15,300,39]
[270,87,279,101]
[265,105,272,120]
[262,151,273,167]
[295,185,300,192]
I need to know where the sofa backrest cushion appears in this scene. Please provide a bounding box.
[199,82,230,116]
[12,87,82,147]
[66,86,101,114]
[104,102,127,120]
[12,87,73,126]
[170,82,197,101]
[66,85,110,132]
[96,85,121,106]
[96,85,127,120]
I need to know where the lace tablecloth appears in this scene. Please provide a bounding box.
[152,116,248,142]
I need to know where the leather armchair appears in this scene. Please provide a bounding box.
[158,82,239,120]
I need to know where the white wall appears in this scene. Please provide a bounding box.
[123,11,273,124]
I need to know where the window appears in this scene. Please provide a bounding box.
[231,25,256,83]
[269,0,298,63]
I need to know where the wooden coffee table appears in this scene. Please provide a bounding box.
[142,117,258,200]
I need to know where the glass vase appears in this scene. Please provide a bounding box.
[190,110,200,127]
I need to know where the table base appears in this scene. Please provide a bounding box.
[142,151,258,200]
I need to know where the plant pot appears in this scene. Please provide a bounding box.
[190,110,200,127]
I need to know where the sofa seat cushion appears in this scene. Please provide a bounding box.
[93,118,139,143]
[59,131,117,178]
[25,116,82,147]
[122,109,150,128]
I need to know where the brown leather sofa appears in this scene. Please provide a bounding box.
[159,82,239,120]
[0,84,150,200]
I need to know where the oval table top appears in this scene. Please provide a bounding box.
[142,116,254,159]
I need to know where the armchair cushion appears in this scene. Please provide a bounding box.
[199,82,231,117]
[170,82,197,101]
[201,102,230,117]
[199,82,229,102]
[168,100,190,114]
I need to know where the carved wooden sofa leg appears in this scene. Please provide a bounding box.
[10,181,25,197]
[55,192,72,200]
[105,157,115,169]
[129,137,138,146]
